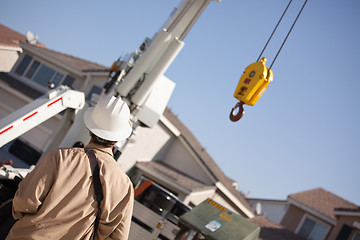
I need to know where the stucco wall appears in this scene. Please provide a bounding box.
[163,138,213,185]
[280,205,306,232]
[0,48,20,72]
[119,122,174,172]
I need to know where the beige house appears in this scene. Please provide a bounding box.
[248,188,360,240]
[281,188,360,240]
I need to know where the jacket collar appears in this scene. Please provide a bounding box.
[85,142,114,158]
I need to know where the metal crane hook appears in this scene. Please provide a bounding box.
[229,102,245,122]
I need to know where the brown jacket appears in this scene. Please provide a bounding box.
[6,142,134,240]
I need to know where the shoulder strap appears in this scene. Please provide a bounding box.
[86,149,103,239]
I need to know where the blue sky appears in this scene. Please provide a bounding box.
[1,0,360,205]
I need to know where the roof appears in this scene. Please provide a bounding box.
[136,161,214,192]
[249,216,304,240]
[0,24,45,48]
[0,24,107,74]
[334,206,360,217]
[20,42,108,73]
[288,188,359,221]
[163,108,254,214]
[334,207,360,212]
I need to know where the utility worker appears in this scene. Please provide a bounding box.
[6,96,134,240]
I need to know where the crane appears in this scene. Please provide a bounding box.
[0,0,220,153]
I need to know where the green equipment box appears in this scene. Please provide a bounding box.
[177,198,260,240]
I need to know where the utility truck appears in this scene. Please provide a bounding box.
[0,0,238,239]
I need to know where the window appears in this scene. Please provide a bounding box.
[336,224,353,240]
[15,55,32,75]
[33,64,56,86]
[86,85,103,101]
[297,216,329,240]
[51,72,64,86]
[14,54,76,89]
[25,60,40,79]
[62,75,75,88]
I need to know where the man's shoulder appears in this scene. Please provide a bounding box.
[58,147,85,153]
[50,147,86,161]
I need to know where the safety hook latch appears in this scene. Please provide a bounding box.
[229,102,245,122]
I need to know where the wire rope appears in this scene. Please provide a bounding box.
[257,0,293,62]
[269,0,308,70]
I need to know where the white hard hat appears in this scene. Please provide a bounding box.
[84,96,132,141]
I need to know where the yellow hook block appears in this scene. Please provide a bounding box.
[233,57,273,106]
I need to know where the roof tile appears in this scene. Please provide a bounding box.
[20,42,108,73]
[0,24,45,48]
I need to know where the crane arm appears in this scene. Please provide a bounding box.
[104,0,220,127]
[116,0,219,104]
[0,86,85,148]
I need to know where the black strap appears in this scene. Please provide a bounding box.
[86,150,103,239]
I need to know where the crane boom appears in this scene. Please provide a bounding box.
[0,86,85,148]
[117,0,218,100]
[104,0,220,127]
